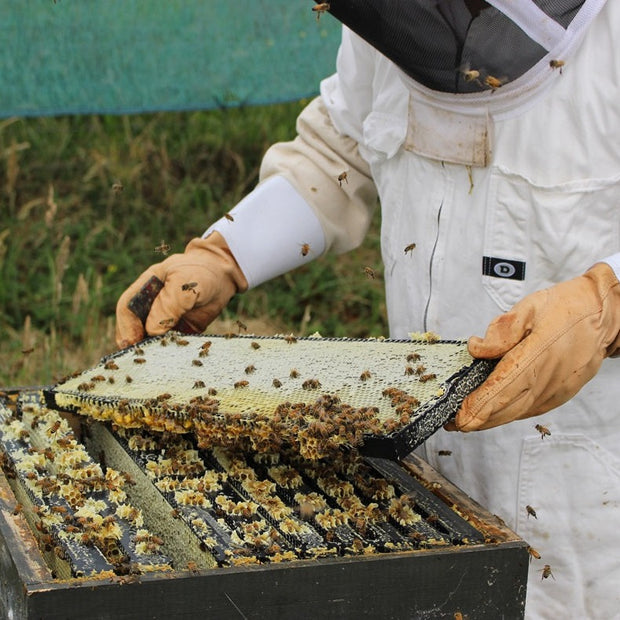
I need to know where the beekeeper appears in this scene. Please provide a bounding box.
[116,1,620,616]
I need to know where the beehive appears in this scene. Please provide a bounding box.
[45,334,496,459]
[0,387,527,619]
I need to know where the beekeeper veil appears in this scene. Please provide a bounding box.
[320,0,597,94]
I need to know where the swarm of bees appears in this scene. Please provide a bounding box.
[0,398,173,579]
[50,334,480,468]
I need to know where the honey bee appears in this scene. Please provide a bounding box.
[302,378,321,390]
[419,373,437,382]
[438,450,452,456]
[359,370,371,382]
[235,320,247,332]
[245,365,256,375]
[289,369,300,378]
[159,318,176,327]
[462,68,480,82]
[192,359,203,367]
[539,564,555,580]
[104,361,119,370]
[47,420,62,435]
[224,212,234,222]
[208,387,217,396]
[300,243,311,257]
[154,240,170,256]
[181,281,198,292]
[284,335,297,344]
[527,546,542,562]
[485,75,505,91]
[117,574,141,585]
[535,424,551,439]
[363,266,375,279]
[193,380,206,389]
[125,375,133,383]
[404,365,415,376]
[234,380,249,389]
[404,243,416,255]
[526,505,537,519]
[312,3,330,22]
[251,341,261,350]
[112,182,124,194]
[272,378,282,388]
[549,59,565,73]
[133,357,146,364]
[337,171,348,186]
[12,503,23,515]
[406,352,421,362]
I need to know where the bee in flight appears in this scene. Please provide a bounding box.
[154,240,170,256]
[312,3,330,21]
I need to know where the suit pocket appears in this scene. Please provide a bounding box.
[482,167,620,312]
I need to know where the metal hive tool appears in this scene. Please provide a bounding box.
[44,334,496,460]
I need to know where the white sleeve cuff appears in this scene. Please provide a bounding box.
[601,253,620,281]
[203,176,326,289]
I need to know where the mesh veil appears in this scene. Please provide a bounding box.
[325,0,585,93]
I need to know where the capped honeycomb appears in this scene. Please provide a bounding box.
[45,334,495,459]
[0,389,486,580]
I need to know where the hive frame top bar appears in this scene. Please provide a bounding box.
[45,333,496,460]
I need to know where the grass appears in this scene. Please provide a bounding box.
[0,101,386,387]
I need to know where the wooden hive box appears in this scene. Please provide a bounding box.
[0,387,528,619]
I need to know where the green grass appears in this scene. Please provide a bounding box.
[0,102,386,386]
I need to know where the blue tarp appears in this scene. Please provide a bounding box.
[0,0,341,117]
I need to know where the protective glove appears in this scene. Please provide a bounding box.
[115,232,248,348]
[449,262,620,431]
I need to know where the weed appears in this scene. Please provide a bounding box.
[0,102,386,385]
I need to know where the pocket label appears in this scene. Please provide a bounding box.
[482,256,526,281]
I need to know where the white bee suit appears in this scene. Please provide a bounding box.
[320,4,619,618]
[206,1,620,616]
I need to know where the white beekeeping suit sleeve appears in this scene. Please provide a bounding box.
[204,93,378,288]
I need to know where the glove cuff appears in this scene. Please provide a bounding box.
[203,176,326,288]
[185,233,249,296]
[601,252,620,281]
[586,261,620,357]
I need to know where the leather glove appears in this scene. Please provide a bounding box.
[115,232,248,348]
[449,263,620,431]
